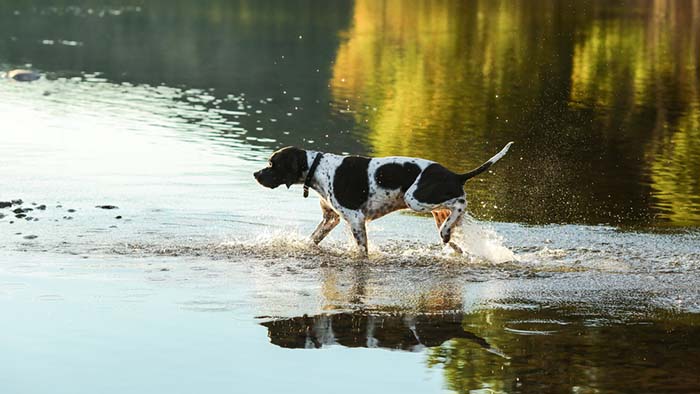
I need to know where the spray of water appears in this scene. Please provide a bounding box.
[449,215,517,263]
[112,218,519,266]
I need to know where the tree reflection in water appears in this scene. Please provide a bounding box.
[331,0,700,226]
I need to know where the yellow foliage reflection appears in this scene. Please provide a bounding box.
[330,0,700,225]
[570,0,700,225]
[426,307,700,393]
[330,0,566,223]
[331,0,534,165]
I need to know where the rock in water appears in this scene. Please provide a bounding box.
[0,201,11,208]
[6,69,40,82]
[96,205,118,209]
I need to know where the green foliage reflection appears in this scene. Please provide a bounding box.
[331,0,700,225]
[427,308,700,393]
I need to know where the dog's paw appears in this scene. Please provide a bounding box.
[351,248,369,261]
[440,230,452,244]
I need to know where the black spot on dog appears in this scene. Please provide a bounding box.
[413,164,464,204]
[333,156,371,210]
[457,198,466,204]
[375,162,421,192]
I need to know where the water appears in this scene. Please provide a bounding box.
[1,1,700,393]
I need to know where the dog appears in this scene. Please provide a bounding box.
[254,142,513,257]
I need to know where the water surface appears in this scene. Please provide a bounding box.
[1,1,700,393]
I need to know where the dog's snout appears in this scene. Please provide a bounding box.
[253,170,261,180]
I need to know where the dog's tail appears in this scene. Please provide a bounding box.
[458,142,513,183]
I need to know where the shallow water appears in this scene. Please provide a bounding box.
[2,1,700,393]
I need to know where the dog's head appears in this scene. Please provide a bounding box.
[254,146,308,189]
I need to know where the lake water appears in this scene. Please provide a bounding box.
[1,1,700,393]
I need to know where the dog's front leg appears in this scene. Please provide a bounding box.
[346,215,368,258]
[311,202,340,244]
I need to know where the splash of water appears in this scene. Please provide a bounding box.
[110,219,519,266]
[450,216,517,263]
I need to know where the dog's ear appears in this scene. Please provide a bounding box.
[280,147,308,188]
[284,158,299,188]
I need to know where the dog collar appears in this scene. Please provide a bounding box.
[303,153,323,198]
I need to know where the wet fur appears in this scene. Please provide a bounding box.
[254,143,513,257]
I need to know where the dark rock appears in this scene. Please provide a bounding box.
[25,216,33,221]
[15,213,26,218]
[160,268,170,272]
[56,205,62,208]
[115,215,122,219]
[11,199,23,205]
[0,213,5,219]
[9,221,14,224]
[0,201,11,208]
[13,208,23,214]
[63,216,73,220]
[67,209,76,213]
[23,235,38,240]
[96,205,118,209]
[23,207,33,212]
[37,205,46,210]
[7,69,41,82]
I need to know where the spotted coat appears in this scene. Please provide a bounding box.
[254,143,513,257]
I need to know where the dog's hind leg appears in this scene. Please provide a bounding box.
[311,201,340,244]
[431,209,451,229]
[433,208,463,252]
[438,197,467,250]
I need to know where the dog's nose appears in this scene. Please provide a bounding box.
[253,170,260,180]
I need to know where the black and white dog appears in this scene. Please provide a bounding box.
[254,142,513,257]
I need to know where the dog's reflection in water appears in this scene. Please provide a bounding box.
[260,312,501,355]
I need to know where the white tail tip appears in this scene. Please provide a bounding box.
[490,141,514,163]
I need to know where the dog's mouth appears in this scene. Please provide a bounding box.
[259,181,280,189]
